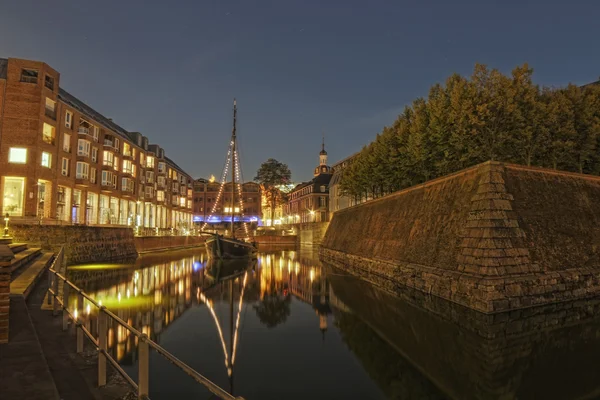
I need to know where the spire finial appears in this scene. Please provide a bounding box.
[322,132,325,152]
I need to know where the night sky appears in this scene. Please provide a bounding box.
[1,0,599,182]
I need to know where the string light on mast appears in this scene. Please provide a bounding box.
[201,140,234,231]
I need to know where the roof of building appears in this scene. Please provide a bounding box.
[164,156,188,175]
[291,173,332,194]
[58,88,131,140]
[582,79,599,88]
[0,58,7,79]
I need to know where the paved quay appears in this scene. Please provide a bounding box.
[0,271,132,400]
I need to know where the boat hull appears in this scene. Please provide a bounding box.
[205,235,257,260]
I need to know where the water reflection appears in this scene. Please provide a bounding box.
[67,249,600,399]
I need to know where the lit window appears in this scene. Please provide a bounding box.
[90,167,97,184]
[8,148,27,163]
[63,133,71,152]
[42,123,56,145]
[103,151,114,167]
[146,156,155,169]
[123,160,133,174]
[114,156,119,171]
[76,162,89,179]
[2,177,25,216]
[179,197,186,207]
[41,152,52,168]
[157,190,165,201]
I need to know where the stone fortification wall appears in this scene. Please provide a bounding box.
[321,161,600,313]
[297,222,329,245]
[10,224,137,265]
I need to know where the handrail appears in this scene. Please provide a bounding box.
[46,246,243,400]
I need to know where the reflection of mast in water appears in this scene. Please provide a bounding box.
[198,269,248,396]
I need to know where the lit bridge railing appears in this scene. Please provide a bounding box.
[46,246,243,400]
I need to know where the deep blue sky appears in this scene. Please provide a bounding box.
[1,0,599,182]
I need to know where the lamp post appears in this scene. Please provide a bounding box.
[3,213,9,237]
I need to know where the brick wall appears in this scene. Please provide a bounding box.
[321,161,600,313]
[0,245,14,343]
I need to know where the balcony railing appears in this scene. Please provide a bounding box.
[21,75,38,84]
[78,127,90,135]
[103,139,114,147]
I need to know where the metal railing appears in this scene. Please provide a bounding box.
[46,246,243,400]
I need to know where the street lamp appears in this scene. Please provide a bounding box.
[3,213,9,237]
[309,209,315,222]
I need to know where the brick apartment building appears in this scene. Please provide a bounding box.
[0,57,193,230]
[192,179,261,226]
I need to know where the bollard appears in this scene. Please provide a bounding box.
[46,271,52,306]
[62,281,70,331]
[76,322,84,353]
[52,273,59,316]
[98,307,107,387]
[138,334,150,399]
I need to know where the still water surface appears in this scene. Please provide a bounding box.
[68,249,600,400]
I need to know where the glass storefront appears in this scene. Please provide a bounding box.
[87,192,98,225]
[72,189,82,223]
[56,186,71,222]
[2,177,25,216]
[99,195,110,224]
[37,180,52,218]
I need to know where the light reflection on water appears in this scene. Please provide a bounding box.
[67,250,402,400]
[67,249,600,400]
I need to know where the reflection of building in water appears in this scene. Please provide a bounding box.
[68,255,205,363]
[257,252,332,336]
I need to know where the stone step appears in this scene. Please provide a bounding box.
[8,242,28,254]
[11,252,55,300]
[10,248,42,273]
[0,237,13,245]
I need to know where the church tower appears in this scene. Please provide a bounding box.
[314,134,331,176]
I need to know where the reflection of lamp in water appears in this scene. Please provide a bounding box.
[319,314,328,341]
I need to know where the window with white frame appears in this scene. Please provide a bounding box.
[92,147,98,162]
[101,170,113,186]
[114,156,119,171]
[158,161,166,173]
[90,167,97,183]
[77,139,91,157]
[65,111,73,129]
[146,156,154,169]
[123,159,133,175]
[76,162,89,179]
[157,190,164,201]
[41,152,52,168]
[61,158,69,176]
[92,126,99,142]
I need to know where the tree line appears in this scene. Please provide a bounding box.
[340,64,600,201]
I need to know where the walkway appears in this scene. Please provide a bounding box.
[0,271,132,400]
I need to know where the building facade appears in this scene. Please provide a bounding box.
[284,142,332,224]
[192,179,261,226]
[328,152,360,219]
[0,58,193,231]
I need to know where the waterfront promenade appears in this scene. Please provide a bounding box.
[0,270,132,400]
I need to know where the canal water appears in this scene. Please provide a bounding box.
[68,249,600,400]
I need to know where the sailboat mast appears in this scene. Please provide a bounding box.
[231,99,237,239]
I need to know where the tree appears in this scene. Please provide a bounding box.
[254,159,292,225]
[339,62,600,201]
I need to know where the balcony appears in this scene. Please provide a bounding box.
[45,107,56,120]
[145,192,154,199]
[101,183,115,191]
[103,139,114,147]
[78,127,90,135]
